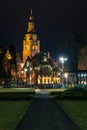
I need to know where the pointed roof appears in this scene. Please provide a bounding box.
[29,8,34,21]
[27,8,36,33]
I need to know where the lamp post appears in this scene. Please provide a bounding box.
[29,67,32,85]
[24,67,32,87]
[24,67,28,86]
[59,57,67,88]
[64,73,68,88]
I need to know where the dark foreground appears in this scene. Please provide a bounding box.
[16,90,80,130]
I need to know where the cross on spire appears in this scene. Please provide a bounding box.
[30,8,33,15]
[29,8,33,21]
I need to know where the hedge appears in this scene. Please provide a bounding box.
[0,92,35,100]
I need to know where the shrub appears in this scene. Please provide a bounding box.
[51,85,87,100]
[0,92,35,101]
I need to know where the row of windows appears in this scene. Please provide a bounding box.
[64,73,87,77]
[66,73,76,77]
[43,79,60,83]
[78,81,87,84]
[78,73,87,77]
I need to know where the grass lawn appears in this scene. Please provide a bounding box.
[50,88,66,92]
[0,88,35,92]
[58,100,87,130]
[0,101,31,130]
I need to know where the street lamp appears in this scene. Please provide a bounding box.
[59,57,67,87]
[29,67,32,85]
[24,67,28,86]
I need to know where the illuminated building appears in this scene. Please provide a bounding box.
[22,52,60,87]
[21,9,60,87]
[23,9,40,63]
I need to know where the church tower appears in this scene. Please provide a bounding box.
[23,9,40,62]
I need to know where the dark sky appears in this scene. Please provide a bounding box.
[0,0,87,59]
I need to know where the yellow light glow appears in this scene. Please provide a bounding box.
[64,73,68,78]
[6,49,12,60]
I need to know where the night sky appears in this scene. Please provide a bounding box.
[0,0,87,59]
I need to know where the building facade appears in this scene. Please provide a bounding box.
[21,9,60,87]
[78,70,87,85]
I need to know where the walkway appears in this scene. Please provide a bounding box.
[16,89,80,130]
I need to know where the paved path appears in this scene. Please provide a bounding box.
[16,89,80,130]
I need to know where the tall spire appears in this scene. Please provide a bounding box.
[27,8,35,33]
[23,9,40,62]
[29,8,33,21]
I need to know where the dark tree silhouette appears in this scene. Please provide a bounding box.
[9,44,17,77]
[65,33,86,84]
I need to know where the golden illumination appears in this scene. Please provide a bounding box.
[64,73,68,78]
[38,75,60,84]
[6,49,12,60]
[23,10,40,62]
[28,22,34,32]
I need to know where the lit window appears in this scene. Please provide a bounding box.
[84,81,86,84]
[81,81,83,84]
[81,74,83,77]
[43,56,47,62]
[84,74,86,77]
[78,74,80,77]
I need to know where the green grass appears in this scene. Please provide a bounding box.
[0,88,34,129]
[50,88,66,92]
[0,101,31,130]
[0,88,35,92]
[58,101,87,130]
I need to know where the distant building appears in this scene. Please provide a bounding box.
[78,70,87,85]
[78,45,87,85]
